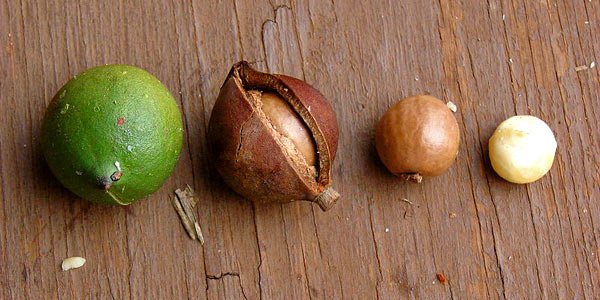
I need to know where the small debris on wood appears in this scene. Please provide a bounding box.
[446,101,457,113]
[173,185,204,244]
[385,228,390,233]
[576,65,589,72]
[401,198,416,219]
[449,212,457,218]
[400,198,413,205]
[62,256,86,271]
[436,273,448,285]
[590,61,596,69]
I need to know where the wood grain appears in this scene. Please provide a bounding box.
[1,0,598,299]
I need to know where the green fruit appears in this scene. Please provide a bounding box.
[41,65,183,205]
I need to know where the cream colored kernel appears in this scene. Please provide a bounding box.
[489,115,557,184]
[61,256,86,271]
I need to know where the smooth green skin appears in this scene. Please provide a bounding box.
[41,65,183,205]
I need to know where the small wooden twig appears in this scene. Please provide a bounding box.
[172,185,204,244]
[173,197,195,239]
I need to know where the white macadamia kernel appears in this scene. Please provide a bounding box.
[489,115,557,184]
[61,256,86,271]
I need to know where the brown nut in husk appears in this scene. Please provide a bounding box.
[208,61,340,211]
[375,95,460,182]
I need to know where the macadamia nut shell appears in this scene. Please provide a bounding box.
[375,95,460,179]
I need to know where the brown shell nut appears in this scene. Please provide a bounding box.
[375,95,460,182]
[208,61,340,211]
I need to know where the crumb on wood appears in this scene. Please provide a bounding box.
[61,257,86,271]
[446,101,457,113]
[400,198,413,205]
[436,273,448,285]
[449,212,457,218]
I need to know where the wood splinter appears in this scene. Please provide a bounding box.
[172,185,204,244]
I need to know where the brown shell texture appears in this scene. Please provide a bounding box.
[208,61,340,211]
[375,95,460,180]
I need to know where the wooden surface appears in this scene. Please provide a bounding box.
[1,0,599,299]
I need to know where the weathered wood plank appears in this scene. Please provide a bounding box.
[0,0,598,299]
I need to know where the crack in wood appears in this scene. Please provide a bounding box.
[205,271,248,300]
[206,271,240,280]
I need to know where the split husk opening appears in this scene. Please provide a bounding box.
[229,62,339,210]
